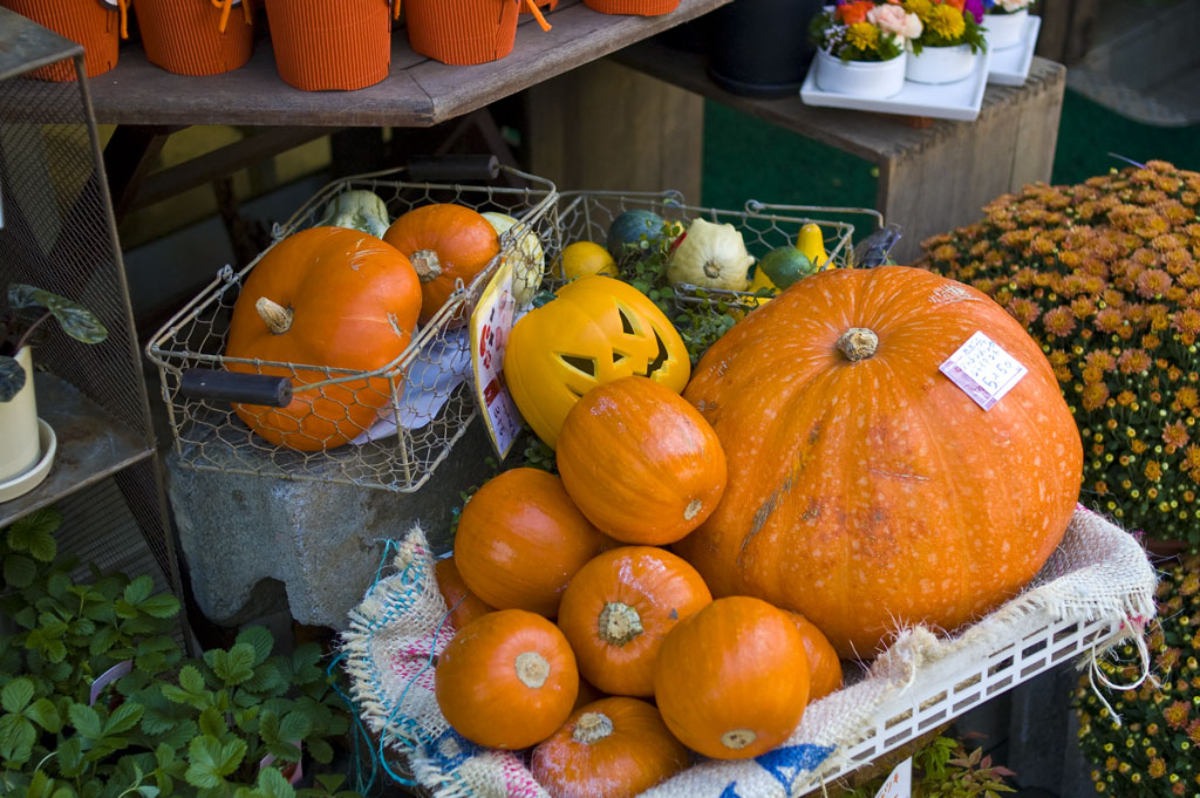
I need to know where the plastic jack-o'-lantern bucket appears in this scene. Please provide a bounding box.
[405,0,550,66]
[583,0,680,15]
[263,0,394,91]
[0,0,128,81]
[136,0,255,76]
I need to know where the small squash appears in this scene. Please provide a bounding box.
[654,596,810,760]
[757,246,816,290]
[560,241,617,281]
[384,204,500,325]
[482,211,545,306]
[315,190,391,239]
[558,546,711,696]
[666,218,753,291]
[435,609,579,749]
[606,209,668,262]
[435,557,494,631]
[557,376,727,545]
[786,612,843,701]
[225,227,422,452]
[454,468,613,617]
[531,698,688,798]
[796,223,830,270]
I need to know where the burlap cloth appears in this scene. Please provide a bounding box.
[341,506,1157,798]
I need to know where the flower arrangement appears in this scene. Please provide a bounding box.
[922,161,1200,547]
[809,1,919,62]
[903,0,988,54]
[1072,553,1200,797]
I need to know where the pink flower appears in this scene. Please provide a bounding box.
[867,3,910,36]
[902,10,923,38]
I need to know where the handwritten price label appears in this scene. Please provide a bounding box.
[470,261,522,459]
[874,757,912,798]
[939,331,1028,411]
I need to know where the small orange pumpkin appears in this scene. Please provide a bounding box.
[558,546,711,697]
[384,204,500,326]
[654,596,809,760]
[435,609,579,749]
[225,227,422,451]
[531,697,688,798]
[435,557,494,631]
[557,377,727,545]
[455,469,614,617]
[786,612,843,701]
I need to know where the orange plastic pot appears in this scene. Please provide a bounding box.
[406,0,548,66]
[583,0,680,15]
[263,0,393,91]
[1,0,128,81]
[136,0,255,77]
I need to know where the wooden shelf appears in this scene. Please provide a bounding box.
[0,374,153,529]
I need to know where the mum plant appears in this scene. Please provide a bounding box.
[902,0,988,54]
[923,161,1200,547]
[809,0,919,62]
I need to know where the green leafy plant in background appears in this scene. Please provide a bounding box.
[0,284,108,402]
[844,735,1017,798]
[0,509,361,798]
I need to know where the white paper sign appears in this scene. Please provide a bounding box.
[874,757,913,798]
[939,331,1028,411]
[470,260,523,459]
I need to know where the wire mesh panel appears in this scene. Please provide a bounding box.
[0,13,180,600]
[147,165,558,493]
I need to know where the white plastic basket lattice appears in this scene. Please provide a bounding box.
[145,163,559,493]
[341,506,1157,798]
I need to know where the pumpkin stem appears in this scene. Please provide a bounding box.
[572,712,614,745]
[597,602,644,646]
[411,249,443,284]
[684,499,704,521]
[836,328,879,362]
[703,261,721,279]
[256,297,293,335]
[721,729,758,750]
[514,651,550,689]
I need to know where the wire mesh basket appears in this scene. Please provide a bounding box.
[146,158,559,494]
[556,190,885,314]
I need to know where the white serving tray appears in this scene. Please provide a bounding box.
[800,48,993,122]
[988,15,1041,86]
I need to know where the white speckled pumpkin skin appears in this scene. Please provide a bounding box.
[677,266,1083,659]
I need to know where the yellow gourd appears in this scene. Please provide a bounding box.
[796,224,830,271]
[483,212,545,306]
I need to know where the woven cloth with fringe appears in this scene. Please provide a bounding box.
[341,506,1157,798]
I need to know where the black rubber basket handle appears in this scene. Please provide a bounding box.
[407,155,500,183]
[179,370,293,407]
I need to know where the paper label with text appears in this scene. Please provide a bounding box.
[939,331,1028,411]
[874,757,912,798]
[470,260,522,459]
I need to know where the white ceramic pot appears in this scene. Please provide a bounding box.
[984,7,1028,51]
[815,48,907,99]
[905,43,979,84]
[0,347,40,483]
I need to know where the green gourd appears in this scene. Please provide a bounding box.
[757,247,817,290]
[606,210,668,263]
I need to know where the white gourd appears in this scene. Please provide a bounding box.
[482,212,545,307]
[666,218,753,291]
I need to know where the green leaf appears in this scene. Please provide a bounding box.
[256,767,296,798]
[185,736,246,789]
[235,627,274,666]
[137,595,180,620]
[123,576,154,607]
[307,738,333,766]
[26,531,55,564]
[198,707,227,739]
[25,699,61,733]
[7,285,109,345]
[213,644,256,686]
[0,713,36,763]
[242,662,285,695]
[277,711,311,744]
[88,626,120,657]
[103,702,144,736]
[259,711,281,744]
[290,645,322,684]
[179,665,205,695]
[4,555,36,589]
[0,356,27,404]
[67,703,102,739]
[57,737,84,777]
[2,677,34,713]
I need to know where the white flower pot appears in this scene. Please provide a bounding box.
[0,347,41,485]
[905,43,979,84]
[815,48,906,99]
[984,8,1028,51]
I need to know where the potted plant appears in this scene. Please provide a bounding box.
[902,0,987,84]
[809,1,916,99]
[981,0,1033,51]
[0,284,107,498]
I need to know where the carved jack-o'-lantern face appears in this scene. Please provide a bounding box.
[503,275,691,449]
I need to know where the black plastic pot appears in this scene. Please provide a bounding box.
[708,0,827,98]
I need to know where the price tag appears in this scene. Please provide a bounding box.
[874,757,912,798]
[939,331,1028,411]
[470,259,523,459]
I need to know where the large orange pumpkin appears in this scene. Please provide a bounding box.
[225,227,422,451]
[435,609,578,749]
[384,204,500,326]
[786,612,843,701]
[557,546,711,697]
[654,596,809,760]
[677,266,1083,658]
[557,377,727,545]
[455,469,613,617]
[435,557,494,631]
[531,698,688,798]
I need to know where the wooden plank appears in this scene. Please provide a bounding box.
[1008,61,1066,191]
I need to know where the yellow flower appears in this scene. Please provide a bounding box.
[927,3,965,39]
[846,22,881,52]
[904,0,934,22]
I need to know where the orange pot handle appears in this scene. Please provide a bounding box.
[117,0,130,39]
[524,0,551,31]
[209,0,251,33]
[394,0,401,21]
